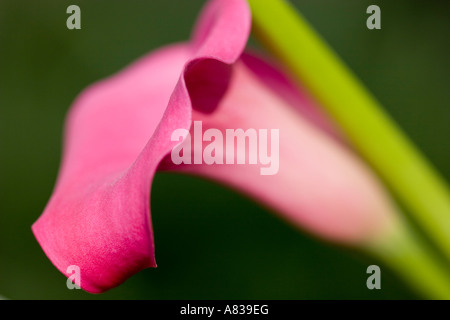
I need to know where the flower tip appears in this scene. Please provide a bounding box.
[32,210,157,294]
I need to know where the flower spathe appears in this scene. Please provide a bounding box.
[32,0,397,293]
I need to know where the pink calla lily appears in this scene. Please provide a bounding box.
[32,0,398,293]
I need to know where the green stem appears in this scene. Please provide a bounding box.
[247,0,450,261]
[367,217,450,299]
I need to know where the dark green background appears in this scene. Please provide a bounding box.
[0,0,448,299]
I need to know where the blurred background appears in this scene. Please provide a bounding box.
[0,0,449,299]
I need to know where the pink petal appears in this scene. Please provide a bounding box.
[32,0,251,293]
[161,52,396,245]
[239,52,342,138]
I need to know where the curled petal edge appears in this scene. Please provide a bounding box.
[32,0,251,293]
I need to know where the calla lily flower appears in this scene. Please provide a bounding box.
[32,0,399,293]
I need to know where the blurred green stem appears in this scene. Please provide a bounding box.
[367,217,450,299]
[247,0,450,298]
[247,0,450,262]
